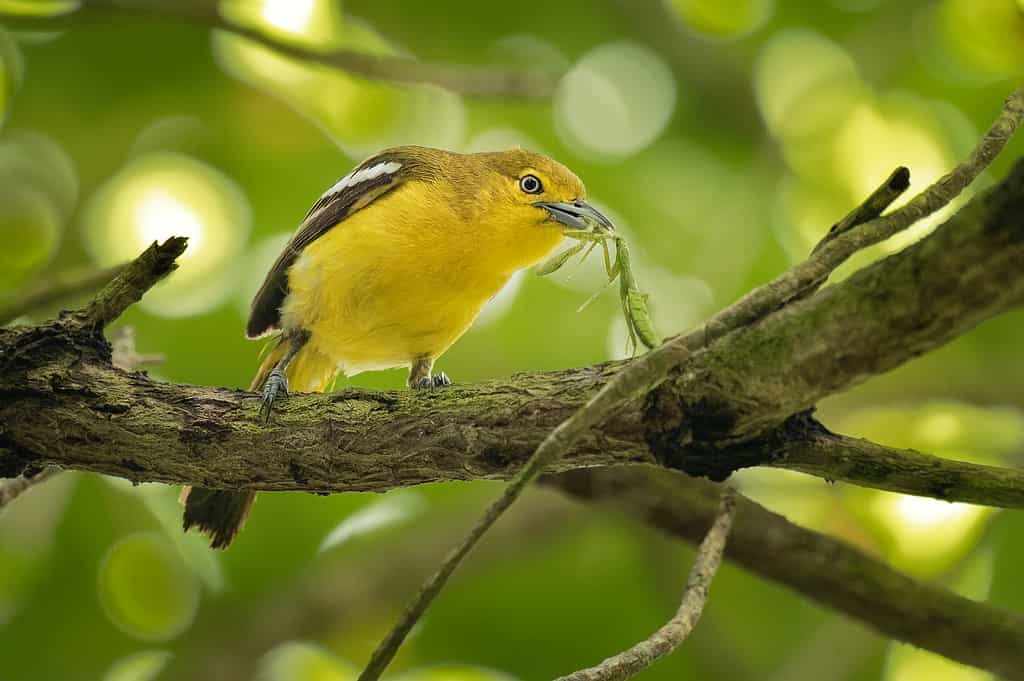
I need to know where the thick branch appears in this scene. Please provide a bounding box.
[4,163,1024,504]
[548,468,1024,681]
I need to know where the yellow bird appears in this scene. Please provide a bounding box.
[182,145,613,548]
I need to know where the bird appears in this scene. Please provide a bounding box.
[181,145,613,548]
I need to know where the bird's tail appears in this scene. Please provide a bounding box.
[182,338,335,549]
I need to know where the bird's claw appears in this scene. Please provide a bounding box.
[414,372,451,389]
[260,368,289,423]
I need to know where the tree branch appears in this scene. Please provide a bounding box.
[555,487,736,681]
[767,424,1024,507]
[548,467,1024,681]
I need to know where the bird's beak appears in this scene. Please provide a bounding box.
[534,200,614,233]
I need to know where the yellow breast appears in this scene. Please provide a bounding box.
[279,179,564,377]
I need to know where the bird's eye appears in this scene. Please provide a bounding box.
[519,174,543,194]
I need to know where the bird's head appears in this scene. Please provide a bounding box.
[471,148,614,236]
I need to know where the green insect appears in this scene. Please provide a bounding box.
[537,227,660,353]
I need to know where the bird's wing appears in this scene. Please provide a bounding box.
[246,154,409,339]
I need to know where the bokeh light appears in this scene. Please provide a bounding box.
[755,30,865,147]
[0,183,61,290]
[554,42,676,159]
[220,0,342,46]
[934,0,1024,79]
[0,130,76,290]
[0,129,77,219]
[82,151,250,317]
[97,533,200,641]
[667,0,775,39]
[833,98,961,253]
[865,482,989,573]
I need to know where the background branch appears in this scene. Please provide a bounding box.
[10,1,560,98]
[556,487,736,681]
[549,468,1024,681]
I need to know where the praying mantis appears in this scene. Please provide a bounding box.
[537,226,660,354]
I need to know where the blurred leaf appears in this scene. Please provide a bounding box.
[97,532,200,641]
[0,0,79,17]
[319,489,427,553]
[257,642,358,681]
[102,650,172,681]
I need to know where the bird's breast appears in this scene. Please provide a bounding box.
[279,203,519,371]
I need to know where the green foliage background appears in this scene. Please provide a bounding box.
[1,1,1024,680]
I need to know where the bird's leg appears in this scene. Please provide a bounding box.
[408,355,451,389]
[259,329,310,423]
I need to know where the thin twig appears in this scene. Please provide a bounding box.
[0,264,125,325]
[812,166,910,254]
[111,327,165,371]
[356,86,1024,681]
[45,1,559,98]
[555,487,737,681]
[0,467,59,512]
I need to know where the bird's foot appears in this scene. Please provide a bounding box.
[260,368,289,423]
[414,372,451,389]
